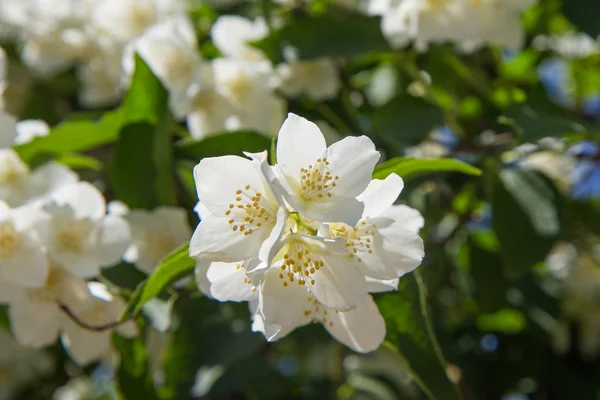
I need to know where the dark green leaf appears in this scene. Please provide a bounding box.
[561,0,600,37]
[251,13,389,63]
[373,157,482,180]
[175,131,272,161]
[492,169,563,277]
[54,153,103,170]
[370,93,444,152]
[113,331,158,400]
[377,273,460,400]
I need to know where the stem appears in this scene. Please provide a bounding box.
[59,303,130,332]
[414,271,462,398]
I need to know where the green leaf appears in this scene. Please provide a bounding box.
[502,90,595,141]
[377,272,460,400]
[54,153,103,170]
[561,0,600,37]
[175,131,271,161]
[251,13,389,63]
[476,308,527,333]
[499,50,540,84]
[370,93,444,152]
[492,169,563,277]
[373,157,482,180]
[113,331,158,400]
[175,160,198,203]
[128,243,195,316]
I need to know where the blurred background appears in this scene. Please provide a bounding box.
[1,0,600,399]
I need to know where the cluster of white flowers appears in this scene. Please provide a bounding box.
[0,113,192,366]
[367,0,537,52]
[192,113,424,352]
[0,2,343,140]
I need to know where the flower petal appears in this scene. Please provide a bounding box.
[48,182,105,220]
[378,204,424,233]
[0,236,48,287]
[61,322,112,365]
[207,260,258,302]
[276,113,326,182]
[324,295,386,353]
[325,136,380,197]
[93,215,132,267]
[366,277,399,293]
[9,301,60,348]
[195,261,212,298]
[357,173,404,218]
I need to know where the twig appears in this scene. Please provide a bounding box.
[59,303,130,332]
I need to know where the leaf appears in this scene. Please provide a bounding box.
[113,331,158,400]
[502,90,595,141]
[373,157,482,180]
[55,153,103,170]
[492,169,563,277]
[127,243,195,316]
[251,13,389,63]
[175,131,271,161]
[370,93,444,152]
[561,0,600,37]
[377,272,460,400]
[476,309,527,333]
[175,160,198,203]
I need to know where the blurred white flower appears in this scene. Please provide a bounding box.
[0,329,53,400]
[124,15,207,119]
[276,58,341,101]
[0,112,16,149]
[61,282,138,365]
[14,119,50,145]
[211,15,269,62]
[0,47,6,110]
[77,45,125,108]
[0,201,49,288]
[370,0,536,52]
[0,266,91,349]
[273,113,380,225]
[124,206,192,274]
[43,182,131,278]
[0,149,78,207]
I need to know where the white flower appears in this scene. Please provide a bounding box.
[0,47,6,110]
[327,173,425,281]
[0,266,92,349]
[61,282,138,365]
[124,206,192,274]
[14,119,50,145]
[252,291,386,353]
[77,45,124,108]
[372,0,536,52]
[0,112,16,149]
[276,58,341,101]
[0,201,49,288]
[43,182,131,278]
[195,259,260,302]
[0,149,78,207]
[211,15,269,62]
[124,15,206,119]
[273,113,380,225]
[189,152,287,262]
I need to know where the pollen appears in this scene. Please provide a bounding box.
[224,184,276,236]
[298,157,339,201]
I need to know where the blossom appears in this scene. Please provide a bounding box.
[14,118,50,145]
[189,152,287,262]
[124,15,206,119]
[211,15,269,62]
[0,111,16,148]
[43,182,131,278]
[273,113,380,225]
[77,45,125,108]
[0,201,49,288]
[124,206,192,274]
[276,58,341,101]
[0,149,78,207]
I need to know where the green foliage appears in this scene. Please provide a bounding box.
[373,157,482,180]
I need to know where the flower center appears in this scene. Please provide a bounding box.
[0,155,29,186]
[298,157,339,201]
[276,241,323,288]
[225,184,275,236]
[329,220,377,263]
[56,220,93,253]
[225,72,251,105]
[0,221,23,260]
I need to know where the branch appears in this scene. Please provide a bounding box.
[59,303,130,332]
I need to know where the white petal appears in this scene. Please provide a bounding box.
[310,253,368,311]
[0,112,17,148]
[276,113,326,182]
[0,282,24,303]
[258,206,287,265]
[0,237,48,287]
[259,266,309,338]
[211,15,267,60]
[195,261,212,298]
[61,321,112,366]
[189,214,269,262]
[378,204,424,233]
[92,215,131,267]
[324,295,386,353]
[48,182,105,220]
[14,119,50,145]
[27,162,78,200]
[207,260,258,302]
[366,277,399,293]
[357,174,404,218]
[9,301,61,348]
[298,193,364,226]
[377,223,425,278]
[325,136,380,198]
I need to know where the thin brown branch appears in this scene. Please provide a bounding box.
[59,303,130,332]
